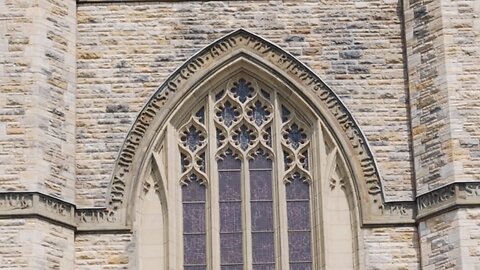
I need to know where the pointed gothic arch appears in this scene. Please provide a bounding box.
[76,30,414,235]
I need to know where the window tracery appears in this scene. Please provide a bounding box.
[177,75,314,269]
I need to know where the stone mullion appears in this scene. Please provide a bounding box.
[311,120,325,270]
[242,155,252,270]
[207,94,220,270]
[273,94,290,269]
[166,123,182,269]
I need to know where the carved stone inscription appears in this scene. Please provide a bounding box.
[76,209,117,224]
[40,196,72,217]
[108,30,386,222]
[0,194,33,210]
[465,183,480,197]
[417,185,456,212]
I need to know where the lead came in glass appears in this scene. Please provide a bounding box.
[218,153,243,269]
[286,177,312,268]
[250,154,275,268]
[182,180,206,270]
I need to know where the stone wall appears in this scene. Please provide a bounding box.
[404,0,480,195]
[0,0,76,201]
[362,226,419,269]
[0,218,74,269]
[76,0,413,207]
[75,233,133,269]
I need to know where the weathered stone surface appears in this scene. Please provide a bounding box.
[76,0,413,207]
[362,226,420,269]
[405,0,480,194]
[75,233,132,269]
[0,0,76,202]
[0,218,74,269]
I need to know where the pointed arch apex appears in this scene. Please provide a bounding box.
[78,29,414,231]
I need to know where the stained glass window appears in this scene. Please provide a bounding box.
[179,77,314,269]
[182,178,207,270]
[250,153,275,269]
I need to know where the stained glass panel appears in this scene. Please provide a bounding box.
[182,180,206,269]
[286,178,312,268]
[219,153,243,268]
[249,154,275,267]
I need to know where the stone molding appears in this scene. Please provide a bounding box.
[105,29,406,226]
[0,183,479,231]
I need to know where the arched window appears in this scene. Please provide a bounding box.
[175,73,316,269]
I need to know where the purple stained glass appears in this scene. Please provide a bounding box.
[286,178,310,200]
[253,265,276,270]
[250,170,272,200]
[218,153,241,170]
[185,267,207,270]
[183,203,206,233]
[220,233,243,264]
[220,202,242,232]
[287,201,310,231]
[252,232,275,263]
[288,231,312,263]
[182,180,206,202]
[290,263,313,270]
[287,177,312,267]
[249,153,272,169]
[218,153,244,267]
[251,202,273,232]
[182,180,206,269]
[219,171,241,201]
[221,266,243,270]
[250,154,275,267]
[184,234,206,265]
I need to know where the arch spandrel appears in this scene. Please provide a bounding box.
[77,29,414,231]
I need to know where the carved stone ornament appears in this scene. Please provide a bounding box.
[3,30,480,231]
[93,29,416,228]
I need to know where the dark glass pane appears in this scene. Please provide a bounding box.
[286,179,309,200]
[249,154,272,169]
[184,234,206,265]
[221,266,243,270]
[250,170,272,200]
[183,203,205,233]
[220,233,243,264]
[290,263,312,270]
[288,231,312,262]
[253,264,276,270]
[219,171,241,201]
[218,153,241,170]
[185,266,206,270]
[251,202,273,232]
[252,232,275,264]
[220,202,242,232]
[182,181,206,202]
[287,201,310,231]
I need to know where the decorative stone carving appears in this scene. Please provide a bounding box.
[215,77,273,160]
[0,193,33,210]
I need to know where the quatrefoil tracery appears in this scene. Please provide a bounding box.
[281,105,312,184]
[177,77,313,185]
[215,78,274,159]
[178,108,208,185]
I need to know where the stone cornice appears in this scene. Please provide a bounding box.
[0,182,479,231]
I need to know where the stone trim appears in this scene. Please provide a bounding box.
[416,182,480,220]
[0,192,128,232]
[105,29,401,226]
[0,183,479,230]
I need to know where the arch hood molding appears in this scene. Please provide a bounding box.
[78,29,414,231]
